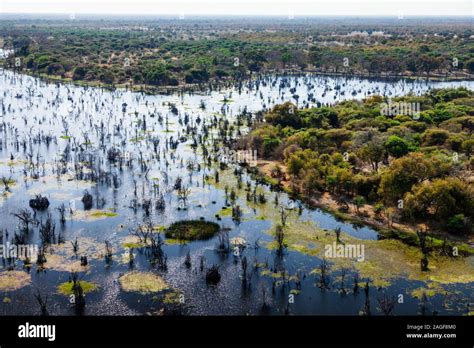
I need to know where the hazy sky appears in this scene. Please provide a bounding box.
[0,0,472,16]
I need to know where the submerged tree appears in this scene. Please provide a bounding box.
[205,264,221,285]
[360,281,371,316]
[39,213,56,245]
[34,289,49,316]
[149,234,167,271]
[104,240,113,264]
[12,208,35,233]
[70,272,86,314]
[177,186,191,209]
[184,250,191,268]
[274,224,286,256]
[216,228,231,253]
[56,203,67,224]
[132,222,153,245]
[416,229,431,272]
[334,226,342,244]
[317,259,330,289]
[81,190,93,210]
[377,293,396,316]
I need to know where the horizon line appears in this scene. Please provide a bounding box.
[0,13,472,17]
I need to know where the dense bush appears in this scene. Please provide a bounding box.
[242,88,473,233]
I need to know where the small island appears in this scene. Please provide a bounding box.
[164,220,221,241]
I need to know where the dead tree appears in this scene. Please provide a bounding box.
[155,193,166,211]
[184,250,191,268]
[339,267,347,295]
[280,206,290,226]
[70,272,85,313]
[71,238,79,254]
[12,208,35,233]
[216,229,231,253]
[377,293,396,316]
[335,226,342,244]
[39,213,56,245]
[241,256,248,284]
[149,234,167,271]
[177,186,191,209]
[81,190,93,210]
[131,222,153,245]
[416,229,431,272]
[56,203,67,224]
[0,175,13,192]
[205,265,221,285]
[318,259,330,289]
[34,289,48,316]
[104,240,113,264]
[36,246,47,267]
[142,199,151,216]
[360,281,371,316]
[231,205,242,223]
[274,224,286,256]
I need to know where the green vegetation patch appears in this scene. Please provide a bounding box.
[163,291,183,305]
[218,207,232,217]
[164,220,220,241]
[57,280,98,295]
[410,283,446,299]
[153,225,166,232]
[123,242,144,249]
[119,271,169,294]
[90,211,118,218]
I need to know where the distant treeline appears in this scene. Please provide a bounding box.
[1,18,473,86]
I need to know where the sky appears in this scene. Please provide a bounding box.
[0,0,472,16]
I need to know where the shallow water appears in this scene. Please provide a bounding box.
[0,70,473,315]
